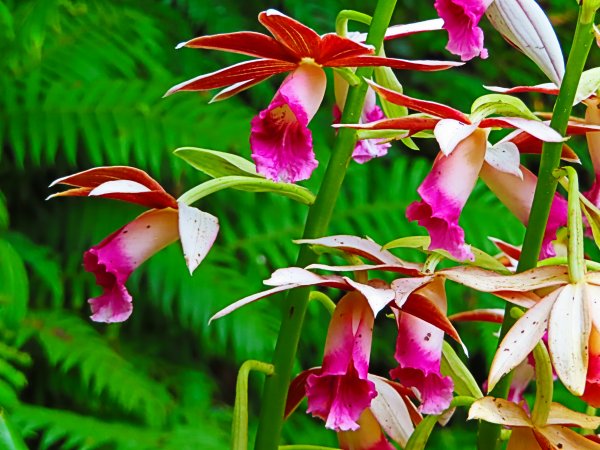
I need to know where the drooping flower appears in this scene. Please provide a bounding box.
[49,167,219,323]
[469,396,600,449]
[339,80,564,260]
[390,278,454,414]
[306,291,377,431]
[164,9,461,182]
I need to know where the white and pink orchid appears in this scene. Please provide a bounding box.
[49,167,219,323]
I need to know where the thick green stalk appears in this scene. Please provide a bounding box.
[253,2,397,449]
[477,6,596,449]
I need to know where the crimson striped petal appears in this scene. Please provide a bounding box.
[327,55,463,72]
[164,59,296,95]
[210,75,273,102]
[258,9,322,59]
[177,31,294,61]
[366,79,470,122]
[317,33,373,63]
[335,116,440,133]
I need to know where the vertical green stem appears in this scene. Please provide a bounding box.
[477,6,596,449]
[253,2,397,449]
[531,340,553,426]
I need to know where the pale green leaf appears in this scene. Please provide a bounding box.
[174,147,260,179]
[470,94,539,122]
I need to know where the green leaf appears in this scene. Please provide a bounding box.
[441,341,483,399]
[355,129,408,141]
[470,94,539,122]
[404,414,438,450]
[174,147,261,179]
[0,240,28,328]
[383,235,430,250]
[0,410,27,450]
[179,176,316,206]
[575,67,600,104]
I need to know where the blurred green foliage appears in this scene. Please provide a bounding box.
[0,0,597,448]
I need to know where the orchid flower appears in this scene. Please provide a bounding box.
[469,396,600,449]
[390,278,454,414]
[339,80,565,260]
[164,9,461,183]
[286,369,420,448]
[49,167,219,323]
[434,0,565,86]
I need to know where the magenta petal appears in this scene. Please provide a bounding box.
[250,64,325,182]
[435,0,489,61]
[406,128,487,261]
[84,209,179,323]
[353,95,391,164]
[306,292,377,431]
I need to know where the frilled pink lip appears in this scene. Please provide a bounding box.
[250,65,324,183]
[434,0,489,61]
[83,209,179,323]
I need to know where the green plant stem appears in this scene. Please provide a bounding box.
[477,7,595,449]
[253,2,397,449]
[308,291,336,316]
[531,340,553,426]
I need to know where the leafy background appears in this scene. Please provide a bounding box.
[0,0,597,448]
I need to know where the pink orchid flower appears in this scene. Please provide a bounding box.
[164,9,461,183]
[340,80,565,261]
[390,278,454,414]
[49,167,219,323]
[469,396,600,449]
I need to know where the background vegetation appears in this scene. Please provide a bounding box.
[0,0,597,448]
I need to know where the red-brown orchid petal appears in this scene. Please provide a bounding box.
[305,263,420,276]
[489,237,522,261]
[391,276,433,309]
[402,290,463,346]
[328,56,463,72]
[549,283,590,396]
[547,403,600,428]
[565,121,600,135]
[507,428,541,450]
[258,9,321,59]
[317,33,373,63]
[488,290,557,392]
[441,265,569,292]
[344,278,395,316]
[484,83,559,96]
[448,308,505,324]
[178,202,219,275]
[295,235,421,269]
[480,117,564,142]
[366,80,471,122]
[536,426,600,450]
[334,116,440,133]
[210,75,273,102]
[164,59,297,95]
[49,166,177,209]
[369,376,415,447]
[354,19,445,42]
[468,397,532,427]
[178,31,293,61]
[285,368,320,419]
[498,129,579,162]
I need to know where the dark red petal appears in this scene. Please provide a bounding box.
[501,129,579,162]
[179,31,294,61]
[258,9,321,59]
[365,80,471,122]
[285,368,321,420]
[316,33,373,63]
[164,59,297,95]
[326,55,463,72]
[485,84,559,96]
[337,116,440,132]
[210,75,273,102]
[448,309,505,324]
[402,292,462,344]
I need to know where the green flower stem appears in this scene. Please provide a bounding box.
[531,339,554,427]
[232,361,275,450]
[308,291,336,316]
[537,256,600,272]
[477,6,596,449]
[335,10,372,36]
[582,406,598,435]
[253,2,397,449]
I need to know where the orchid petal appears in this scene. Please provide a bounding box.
[391,276,433,308]
[209,75,272,102]
[89,180,151,196]
[383,19,445,39]
[586,283,600,334]
[547,403,600,428]
[250,65,324,182]
[488,290,557,391]
[448,308,504,323]
[485,142,523,178]
[484,83,559,96]
[535,426,600,450]
[258,9,321,59]
[265,267,347,289]
[480,117,564,142]
[468,397,532,427]
[177,31,293,61]
[489,237,522,261]
[549,283,590,396]
[334,116,440,133]
[506,428,540,450]
[85,208,179,323]
[285,368,318,419]
[164,59,296,95]
[369,376,415,447]
[344,278,395,316]
[318,33,373,63]
[337,409,396,450]
[434,119,479,156]
[327,55,464,71]
[442,265,569,292]
[435,0,489,61]
[305,263,420,276]
[178,202,219,274]
[497,128,579,163]
[366,79,471,122]
[486,0,565,85]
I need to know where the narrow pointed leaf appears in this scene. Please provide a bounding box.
[174,147,260,179]
[441,341,483,398]
[404,414,439,450]
[470,94,539,122]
